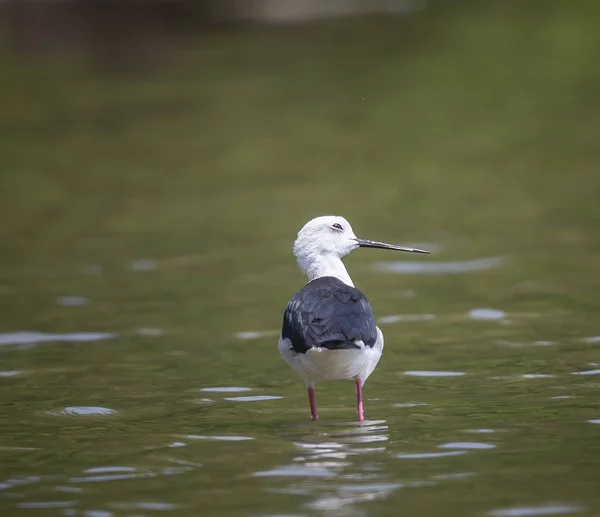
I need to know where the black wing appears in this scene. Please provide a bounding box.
[281,276,378,354]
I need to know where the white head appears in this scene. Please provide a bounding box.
[293,215,429,285]
[294,216,358,264]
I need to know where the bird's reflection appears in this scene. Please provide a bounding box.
[256,420,399,516]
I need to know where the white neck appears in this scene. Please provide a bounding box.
[297,254,354,287]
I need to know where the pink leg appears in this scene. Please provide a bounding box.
[356,378,364,421]
[308,386,318,421]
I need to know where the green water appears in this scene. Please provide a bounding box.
[1,2,600,516]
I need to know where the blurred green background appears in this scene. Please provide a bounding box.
[1,1,599,516]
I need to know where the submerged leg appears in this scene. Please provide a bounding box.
[356,378,364,421]
[307,385,318,421]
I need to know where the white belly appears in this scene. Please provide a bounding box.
[278,327,384,386]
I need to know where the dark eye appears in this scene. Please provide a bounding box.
[332,223,343,231]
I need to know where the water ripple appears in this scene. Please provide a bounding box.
[433,472,476,480]
[236,331,263,339]
[378,314,437,324]
[235,330,279,340]
[572,369,600,376]
[1,476,42,489]
[0,370,22,377]
[439,442,496,450]
[184,435,254,441]
[200,387,251,393]
[254,465,337,478]
[83,511,113,517]
[46,407,116,416]
[70,473,155,483]
[374,256,504,274]
[404,371,465,377]
[0,331,116,347]
[54,486,83,493]
[132,502,176,510]
[394,451,467,459]
[338,482,403,492]
[488,504,585,516]
[469,308,506,320]
[306,487,397,511]
[17,502,76,509]
[224,395,283,402]
[583,336,600,343]
[84,467,135,474]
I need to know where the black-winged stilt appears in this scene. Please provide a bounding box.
[278,216,430,422]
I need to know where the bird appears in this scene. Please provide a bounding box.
[278,216,430,422]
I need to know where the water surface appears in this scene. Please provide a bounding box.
[1,3,600,517]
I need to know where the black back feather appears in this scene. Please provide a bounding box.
[281,276,378,354]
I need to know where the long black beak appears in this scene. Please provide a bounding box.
[354,238,430,254]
